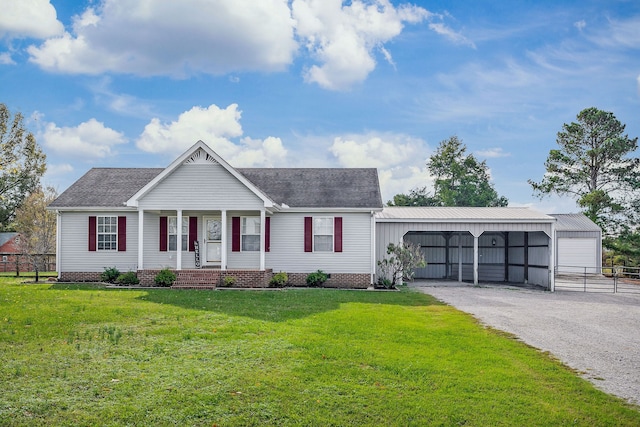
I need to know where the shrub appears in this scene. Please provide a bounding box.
[101,267,120,283]
[377,242,426,288]
[221,276,237,287]
[154,268,176,287]
[306,270,328,287]
[115,271,140,286]
[269,272,288,288]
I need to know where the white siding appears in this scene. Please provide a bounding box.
[267,212,372,273]
[138,163,263,211]
[58,211,138,272]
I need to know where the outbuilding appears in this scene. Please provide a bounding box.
[549,213,602,274]
[375,207,557,289]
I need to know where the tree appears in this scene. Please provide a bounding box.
[0,103,47,230]
[428,136,508,207]
[387,186,440,207]
[388,136,508,207]
[14,186,57,282]
[529,107,640,236]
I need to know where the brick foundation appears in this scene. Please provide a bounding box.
[59,272,103,282]
[59,269,371,289]
[286,272,371,289]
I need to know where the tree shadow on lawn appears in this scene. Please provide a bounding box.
[47,284,443,322]
[138,288,444,322]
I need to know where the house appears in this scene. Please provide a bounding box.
[49,140,602,290]
[49,141,383,288]
[0,232,23,272]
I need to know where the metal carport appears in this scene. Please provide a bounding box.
[375,207,557,290]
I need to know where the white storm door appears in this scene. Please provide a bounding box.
[204,217,222,264]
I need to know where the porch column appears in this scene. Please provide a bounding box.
[138,209,144,269]
[221,210,227,270]
[260,209,266,271]
[56,211,61,279]
[176,209,182,270]
[473,234,479,285]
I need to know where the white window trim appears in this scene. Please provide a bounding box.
[168,216,189,252]
[241,216,261,252]
[313,216,334,252]
[97,216,118,251]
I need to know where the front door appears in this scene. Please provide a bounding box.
[203,217,222,265]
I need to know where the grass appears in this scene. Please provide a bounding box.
[1,277,638,426]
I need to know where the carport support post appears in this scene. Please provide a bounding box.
[458,233,463,283]
[473,234,479,285]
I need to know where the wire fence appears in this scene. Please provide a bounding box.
[555,265,640,294]
[0,253,56,276]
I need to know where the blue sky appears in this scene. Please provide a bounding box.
[1,0,638,212]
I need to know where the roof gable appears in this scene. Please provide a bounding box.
[126,141,275,208]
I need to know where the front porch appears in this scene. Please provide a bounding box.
[138,268,273,288]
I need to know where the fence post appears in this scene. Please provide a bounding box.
[614,268,617,293]
[583,266,587,292]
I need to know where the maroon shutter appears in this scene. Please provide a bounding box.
[88,216,97,251]
[189,217,198,252]
[265,217,271,252]
[334,217,342,252]
[159,216,168,252]
[232,217,241,252]
[304,216,313,252]
[118,216,126,251]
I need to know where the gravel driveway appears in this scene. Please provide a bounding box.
[413,282,640,406]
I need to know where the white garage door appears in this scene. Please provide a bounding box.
[557,238,597,273]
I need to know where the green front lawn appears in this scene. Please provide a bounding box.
[1,278,638,426]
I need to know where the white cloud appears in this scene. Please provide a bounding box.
[574,20,586,32]
[428,22,476,48]
[0,0,63,39]
[42,119,127,158]
[0,52,14,64]
[293,0,430,90]
[475,147,510,158]
[329,133,424,168]
[328,132,431,202]
[136,104,288,167]
[27,0,296,77]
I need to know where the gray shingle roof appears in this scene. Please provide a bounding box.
[238,168,382,208]
[548,213,601,232]
[49,167,383,209]
[49,168,164,208]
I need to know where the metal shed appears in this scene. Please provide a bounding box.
[549,214,602,274]
[375,207,557,289]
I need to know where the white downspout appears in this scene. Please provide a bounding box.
[371,211,376,286]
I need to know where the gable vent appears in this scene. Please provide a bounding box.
[184,149,218,165]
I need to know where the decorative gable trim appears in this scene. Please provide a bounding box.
[125,140,276,209]
[184,148,218,165]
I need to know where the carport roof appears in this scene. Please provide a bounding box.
[376,207,555,223]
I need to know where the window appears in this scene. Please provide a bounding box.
[313,217,333,252]
[241,217,260,251]
[97,216,117,251]
[168,216,189,251]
